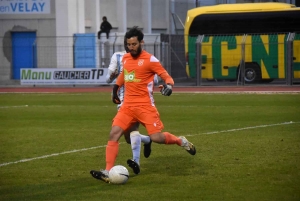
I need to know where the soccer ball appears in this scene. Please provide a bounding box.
[108,165,129,184]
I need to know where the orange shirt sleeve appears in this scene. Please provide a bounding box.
[149,55,174,86]
[159,72,174,86]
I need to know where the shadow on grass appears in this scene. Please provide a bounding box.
[140,153,204,177]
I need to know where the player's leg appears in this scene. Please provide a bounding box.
[106,31,110,39]
[123,123,141,164]
[99,31,104,39]
[127,129,141,174]
[139,106,196,155]
[125,122,152,174]
[137,123,152,158]
[142,135,152,158]
[90,125,123,183]
[106,108,135,168]
[105,125,124,169]
[97,31,100,39]
[90,107,134,183]
[129,130,141,165]
[128,122,151,158]
[151,132,196,155]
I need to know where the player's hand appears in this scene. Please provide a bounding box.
[159,84,172,96]
[112,93,120,104]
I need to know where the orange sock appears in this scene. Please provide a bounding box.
[163,132,182,146]
[105,141,119,171]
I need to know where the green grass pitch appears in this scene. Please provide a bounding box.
[0,92,299,201]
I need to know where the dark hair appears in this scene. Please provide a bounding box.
[124,36,129,52]
[125,26,144,42]
[102,16,107,21]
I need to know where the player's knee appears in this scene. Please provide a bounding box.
[130,131,140,137]
[149,132,165,144]
[109,126,123,141]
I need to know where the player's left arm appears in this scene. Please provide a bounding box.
[150,55,174,96]
[158,72,173,96]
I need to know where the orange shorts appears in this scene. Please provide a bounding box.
[112,105,164,134]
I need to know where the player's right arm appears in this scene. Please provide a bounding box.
[111,67,125,104]
[106,53,119,83]
[106,69,118,83]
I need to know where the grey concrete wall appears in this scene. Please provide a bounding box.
[0,0,56,81]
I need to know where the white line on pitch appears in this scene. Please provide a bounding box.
[0,121,298,167]
[184,121,299,136]
[0,105,29,109]
[0,145,109,167]
[0,105,110,109]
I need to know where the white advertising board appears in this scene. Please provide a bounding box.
[20,68,109,85]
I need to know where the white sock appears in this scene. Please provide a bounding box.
[130,131,141,165]
[140,134,151,144]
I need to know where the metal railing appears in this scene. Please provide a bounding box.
[1,32,299,86]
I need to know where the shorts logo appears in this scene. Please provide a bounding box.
[138,59,144,66]
[124,69,141,82]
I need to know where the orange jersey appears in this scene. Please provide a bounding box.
[116,50,174,106]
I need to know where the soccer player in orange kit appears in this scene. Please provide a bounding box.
[103,37,158,175]
[90,27,196,183]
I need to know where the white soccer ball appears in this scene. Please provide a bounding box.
[108,165,129,184]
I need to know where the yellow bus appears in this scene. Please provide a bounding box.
[184,3,300,83]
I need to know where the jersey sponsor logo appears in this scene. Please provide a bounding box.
[124,69,141,82]
[138,59,144,66]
